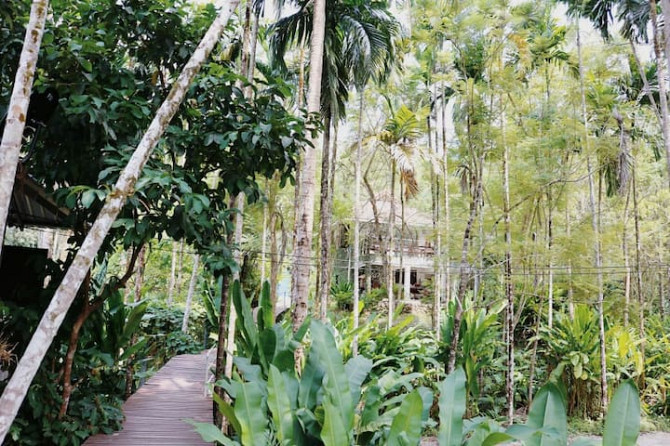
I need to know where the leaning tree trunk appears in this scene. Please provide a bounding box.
[0,2,240,440]
[58,273,92,419]
[0,0,49,259]
[291,0,326,339]
[576,20,607,414]
[182,254,200,333]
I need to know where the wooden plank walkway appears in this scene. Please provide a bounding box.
[85,353,213,445]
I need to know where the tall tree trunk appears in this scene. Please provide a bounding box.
[289,41,307,307]
[0,3,239,439]
[447,157,482,374]
[58,273,92,419]
[291,0,326,340]
[363,162,389,293]
[566,193,574,318]
[125,244,147,399]
[442,82,451,308]
[577,20,607,414]
[387,162,396,329]
[214,274,230,427]
[0,0,49,259]
[400,178,406,300]
[447,80,482,373]
[261,199,268,285]
[632,168,645,372]
[622,184,632,327]
[434,88,442,325]
[57,243,141,419]
[547,190,553,329]
[176,239,185,297]
[318,113,332,319]
[651,0,670,190]
[223,0,257,386]
[502,109,514,424]
[268,176,286,316]
[182,254,200,333]
[168,241,178,305]
[352,90,364,356]
[225,193,244,380]
[328,118,339,281]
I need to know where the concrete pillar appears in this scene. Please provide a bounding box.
[404,264,411,301]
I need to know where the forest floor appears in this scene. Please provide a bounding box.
[420,432,670,445]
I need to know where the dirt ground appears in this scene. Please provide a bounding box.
[420,432,670,445]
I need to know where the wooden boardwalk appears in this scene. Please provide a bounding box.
[85,353,213,445]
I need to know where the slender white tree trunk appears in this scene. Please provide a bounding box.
[387,163,396,329]
[167,241,178,305]
[502,109,514,424]
[632,169,645,366]
[428,110,441,337]
[622,186,631,327]
[441,83,451,309]
[352,90,363,356]
[318,115,332,319]
[577,20,607,414]
[652,0,670,190]
[291,0,326,334]
[261,200,268,284]
[182,254,200,333]
[566,194,574,318]
[225,194,244,379]
[0,0,49,258]
[547,192,553,329]
[0,2,239,440]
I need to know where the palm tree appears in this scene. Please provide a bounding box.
[365,103,423,328]
[269,0,399,320]
[559,0,670,192]
[289,0,326,335]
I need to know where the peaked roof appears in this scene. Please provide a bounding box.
[8,171,70,229]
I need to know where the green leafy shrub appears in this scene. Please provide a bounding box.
[331,281,354,310]
[191,281,433,446]
[436,366,640,446]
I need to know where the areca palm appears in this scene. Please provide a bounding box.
[269,0,399,318]
[363,103,424,328]
[558,0,670,191]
